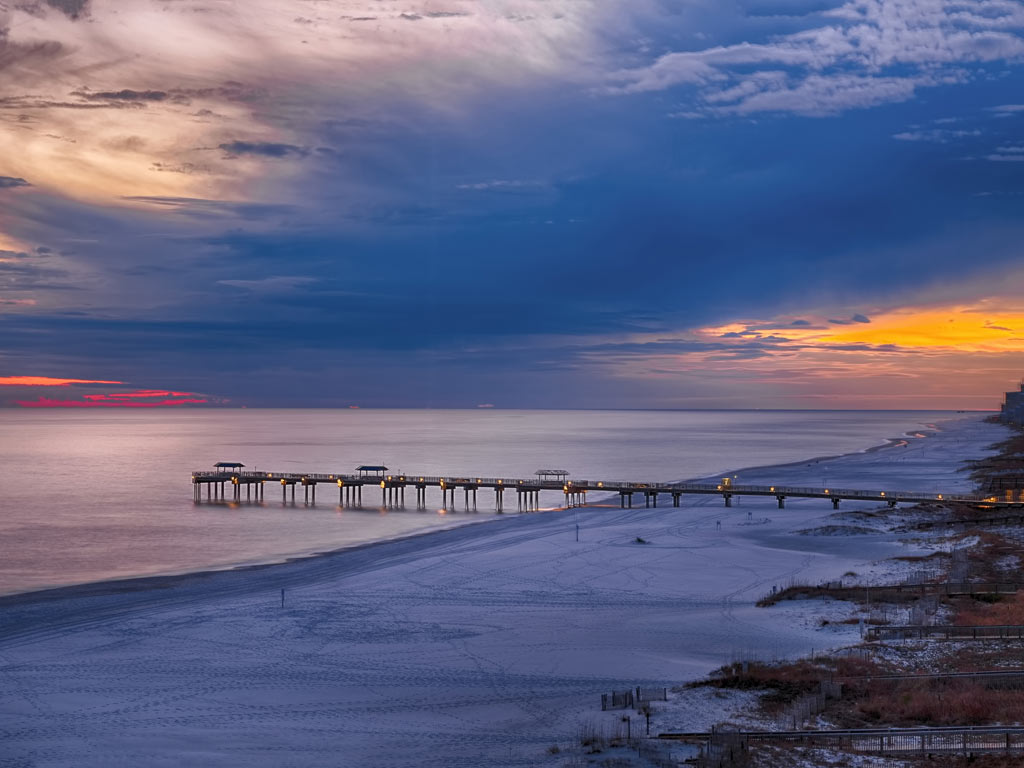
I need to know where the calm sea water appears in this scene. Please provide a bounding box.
[0,409,960,595]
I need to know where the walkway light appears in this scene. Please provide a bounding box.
[880,491,885,497]
[380,481,385,488]
[281,479,287,485]
[337,479,344,487]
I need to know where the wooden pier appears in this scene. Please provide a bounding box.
[191,463,1024,511]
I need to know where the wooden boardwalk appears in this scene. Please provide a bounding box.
[190,467,1024,510]
[660,725,1024,756]
[867,623,1024,641]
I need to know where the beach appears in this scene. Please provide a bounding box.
[0,414,1006,767]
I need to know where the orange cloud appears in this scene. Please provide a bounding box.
[593,298,1024,409]
[0,376,124,386]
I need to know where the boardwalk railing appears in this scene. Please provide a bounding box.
[838,669,1024,686]
[867,624,1024,641]
[762,581,1022,606]
[662,726,1024,756]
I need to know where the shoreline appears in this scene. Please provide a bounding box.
[1,416,966,606]
[0,418,959,606]
[0,412,1006,768]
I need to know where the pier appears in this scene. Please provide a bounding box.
[191,464,1024,511]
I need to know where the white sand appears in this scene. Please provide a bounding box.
[0,415,1007,767]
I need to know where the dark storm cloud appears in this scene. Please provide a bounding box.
[0,176,30,188]
[218,141,309,159]
[44,0,90,19]
[77,89,170,102]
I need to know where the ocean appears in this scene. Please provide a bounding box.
[0,408,965,595]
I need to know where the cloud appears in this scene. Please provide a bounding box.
[77,89,171,102]
[0,176,30,189]
[217,276,316,293]
[0,376,122,386]
[893,129,982,143]
[851,313,871,323]
[44,0,90,20]
[456,179,545,190]
[613,0,1024,115]
[986,153,1024,162]
[218,141,310,159]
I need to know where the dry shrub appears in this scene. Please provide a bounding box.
[703,657,883,708]
[856,680,1024,726]
[954,592,1024,625]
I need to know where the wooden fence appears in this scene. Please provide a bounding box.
[601,690,634,711]
[867,624,1024,641]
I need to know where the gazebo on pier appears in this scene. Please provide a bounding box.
[357,465,388,479]
[535,469,569,482]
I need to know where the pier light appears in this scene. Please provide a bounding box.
[716,485,722,491]
[337,479,344,487]
[329,475,334,480]
[281,479,287,486]
[232,477,238,485]
[498,479,502,485]
[824,489,830,494]
[388,476,392,481]
[770,487,775,492]
[880,491,885,497]
[420,477,424,482]
[563,485,568,492]
[937,494,943,500]
[477,478,481,483]
[380,481,386,488]
[267,473,273,478]
[598,482,603,488]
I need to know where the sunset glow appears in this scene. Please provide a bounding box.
[0,377,124,387]
[16,396,208,408]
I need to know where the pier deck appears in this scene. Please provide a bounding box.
[191,469,1024,510]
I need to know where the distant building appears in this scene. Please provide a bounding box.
[1000,381,1024,426]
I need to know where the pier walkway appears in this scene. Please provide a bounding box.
[191,466,1024,511]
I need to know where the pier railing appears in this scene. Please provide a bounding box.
[190,468,1018,508]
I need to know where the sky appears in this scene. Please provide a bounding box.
[2,0,1024,409]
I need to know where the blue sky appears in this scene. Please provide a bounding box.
[2,0,1024,408]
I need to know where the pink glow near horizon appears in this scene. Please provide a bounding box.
[16,397,209,408]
